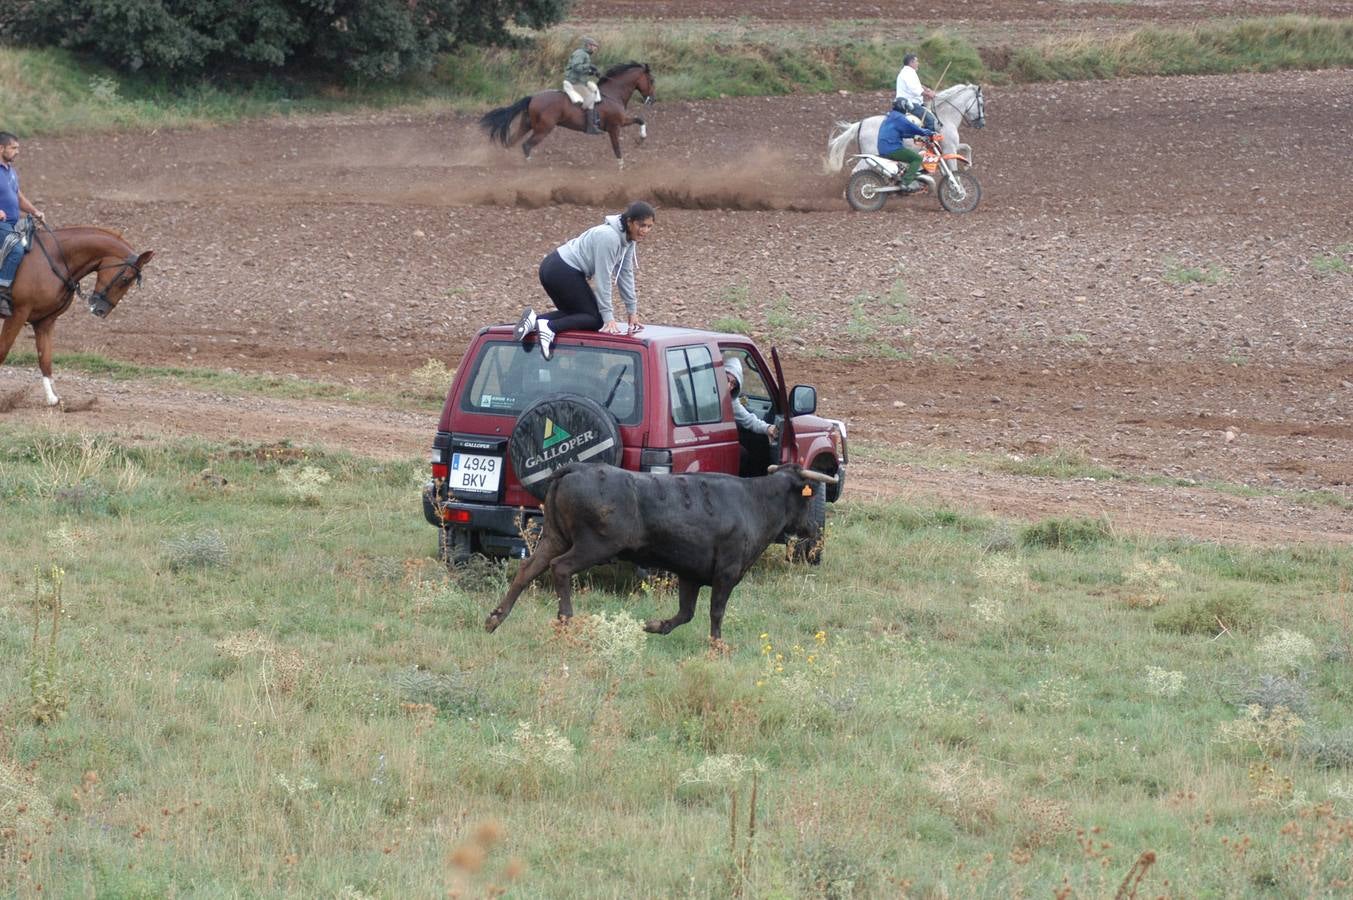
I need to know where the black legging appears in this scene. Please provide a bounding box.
[538,250,603,333]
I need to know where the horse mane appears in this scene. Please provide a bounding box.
[935,83,973,100]
[59,225,126,241]
[600,61,648,82]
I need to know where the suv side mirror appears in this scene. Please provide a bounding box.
[790,385,817,416]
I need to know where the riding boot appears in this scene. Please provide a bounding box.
[0,285,12,319]
[585,107,600,135]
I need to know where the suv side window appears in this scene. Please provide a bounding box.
[667,345,721,425]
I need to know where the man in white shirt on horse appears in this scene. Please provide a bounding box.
[894,53,938,132]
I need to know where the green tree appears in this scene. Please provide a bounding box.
[0,0,572,81]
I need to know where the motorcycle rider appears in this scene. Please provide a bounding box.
[563,36,603,135]
[894,53,938,131]
[877,99,938,193]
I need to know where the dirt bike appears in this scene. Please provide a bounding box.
[846,135,980,214]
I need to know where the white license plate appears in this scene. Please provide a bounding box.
[450,453,501,493]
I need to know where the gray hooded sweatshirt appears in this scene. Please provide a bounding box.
[724,357,771,435]
[555,214,638,326]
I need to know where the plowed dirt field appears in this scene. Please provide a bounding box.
[2,14,1350,545]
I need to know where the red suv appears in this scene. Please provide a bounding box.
[423,324,848,564]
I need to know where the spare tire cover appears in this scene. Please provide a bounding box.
[508,393,622,499]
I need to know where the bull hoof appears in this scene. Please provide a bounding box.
[485,612,503,633]
[643,619,667,634]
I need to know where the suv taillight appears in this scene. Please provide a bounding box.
[431,431,452,480]
[640,449,672,474]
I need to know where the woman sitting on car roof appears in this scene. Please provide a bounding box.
[513,200,655,361]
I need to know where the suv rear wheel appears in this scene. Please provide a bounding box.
[438,526,474,568]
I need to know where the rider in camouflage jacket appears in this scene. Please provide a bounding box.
[563,37,603,134]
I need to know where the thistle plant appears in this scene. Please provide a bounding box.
[582,610,646,676]
[1144,666,1186,698]
[1256,629,1318,674]
[408,359,456,400]
[28,565,69,725]
[679,754,765,882]
[491,721,576,777]
[1216,704,1305,758]
[278,465,332,504]
[1124,557,1182,608]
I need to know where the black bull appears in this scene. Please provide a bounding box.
[485,463,838,639]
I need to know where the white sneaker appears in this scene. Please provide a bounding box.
[536,320,556,361]
[513,307,537,344]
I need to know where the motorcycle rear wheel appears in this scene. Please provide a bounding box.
[847,171,889,213]
[937,170,981,214]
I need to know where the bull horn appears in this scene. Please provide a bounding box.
[802,469,838,485]
[767,464,781,474]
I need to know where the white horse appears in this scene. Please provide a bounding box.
[825,83,986,174]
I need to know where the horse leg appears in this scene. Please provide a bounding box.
[0,313,25,371]
[523,123,557,160]
[32,317,60,406]
[506,113,535,150]
[608,125,624,168]
[617,113,647,144]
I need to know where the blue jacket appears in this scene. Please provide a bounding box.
[877,110,934,156]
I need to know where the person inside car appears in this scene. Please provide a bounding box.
[725,356,779,477]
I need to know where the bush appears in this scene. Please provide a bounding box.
[1154,592,1261,635]
[1020,517,1111,550]
[162,529,229,571]
[0,0,571,82]
[1303,727,1353,769]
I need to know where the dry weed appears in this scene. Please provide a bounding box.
[214,630,309,695]
[1016,795,1073,850]
[923,758,1004,830]
[1216,704,1305,758]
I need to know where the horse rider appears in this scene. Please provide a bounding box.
[0,131,44,319]
[894,53,938,132]
[563,36,603,135]
[878,101,938,193]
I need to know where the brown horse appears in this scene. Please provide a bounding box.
[480,62,656,166]
[0,224,153,406]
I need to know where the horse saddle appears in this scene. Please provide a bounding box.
[0,215,35,266]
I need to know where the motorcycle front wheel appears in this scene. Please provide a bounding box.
[937,169,981,214]
[846,171,889,213]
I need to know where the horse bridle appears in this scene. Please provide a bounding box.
[937,85,985,129]
[31,221,142,318]
[87,256,144,318]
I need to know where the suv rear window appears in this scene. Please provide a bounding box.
[460,340,644,425]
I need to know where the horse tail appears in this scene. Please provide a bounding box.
[479,96,531,147]
[825,120,862,173]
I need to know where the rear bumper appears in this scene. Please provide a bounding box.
[423,484,542,559]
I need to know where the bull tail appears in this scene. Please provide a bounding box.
[480,97,532,147]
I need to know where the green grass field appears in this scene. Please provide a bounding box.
[2,428,1351,896]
